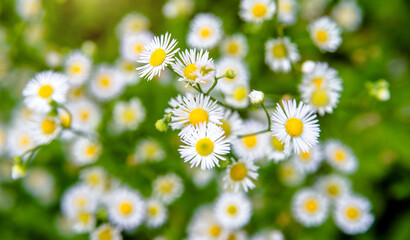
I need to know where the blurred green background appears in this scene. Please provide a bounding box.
[0,0,410,239]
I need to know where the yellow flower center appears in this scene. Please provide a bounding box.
[243,135,257,148]
[41,119,56,135]
[312,77,324,88]
[230,163,248,181]
[228,234,237,240]
[118,201,133,216]
[75,197,87,207]
[20,136,31,147]
[233,86,247,101]
[220,120,231,137]
[279,2,292,12]
[305,199,318,213]
[79,109,90,122]
[148,206,158,216]
[133,43,144,54]
[85,144,98,156]
[149,48,166,67]
[196,138,214,156]
[122,108,136,122]
[327,184,339,196]
[345,206,360,220]
[285,118,303,137]
[124,62,135,72]
[183,63,198,80]
[227,205,238,215]
[199,27,212,38]
[209,225,221,237]
[38,84,53,98]
[252,4,267,17]
[311,88,329,107]
[316,30,328,43]
[70,64,82,74]
[78,212,90,223]
[98,228,112,240]
[272,43,287,58]
[189,108,209,125]
[227,43,239,54]
[60,111,71,128]
[334,149,346,162]
[99,76,111,88]
[87,174,100,186]
[160,182,173,193]
[272,136,285,151]
[300,151,311,161]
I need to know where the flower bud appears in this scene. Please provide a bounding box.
[224,69,236,79]
[155,119,169,132]
[249,90,265,105]
[12,163,26,180]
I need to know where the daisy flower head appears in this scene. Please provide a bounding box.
[188,206,229,240]
[162,0,194,19]
[214,192,252,229]
[232,121,269,161]
[278,160,305,187]
[16,0,42,20]
[179,122,230,170]
[145,198,168,228]
[187,13,223,49]
[300,85,341,116]
[70,137,101,166]
[225,84,250,109]
[116,59,140,85]
[112,98,145,132]
[61,184,99,218]
[271,99,320,154]
[239,0,276,24]
[277,0,298,25]
[331,0,362,32]
[67,99,101,132]
[64,50,92,86]
[70,210,96,233]
[120,32,153,62]
[300,0,330,20]
[308,17,342,52]
[226,230,247,240]
[324,139,358,174]
[137,32,179,80]
[22,70,69,114]
[217,109,244,140]
[116,12,149,37]
[216,57,250,92]
[107,187,146,230]
[171,48,216,86]
[251,229,284,240]
[265,37,300,73]
[334,194,374,235]
[266,135,290,163]
[23,167,55,205]
[223,158,259,192]
[79,166,108,193]
[291,188,329,227]
[29,114,62,145]
[135,138,165,163]
[220,34,248,59]
[6,124,36,157]
[291,143,323,174]
[315,174,351,201]
[91,223,122,240]
[89,65,126,101]
[152,173,184,204]
[170,93,224,130]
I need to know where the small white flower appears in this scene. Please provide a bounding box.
[249,90,265,105]
[217,109,244,141]
[152,173,184,204]
[29,114,62,145]
[67,99,101,132]
[266,135,290,163]
[214,192,252,229]
[89,65,126,101]
[12,163,26,180]
[70,210,96,233]
[79,167,108,193]
[300,62,342,92]
[278,0,298,25]
[291,188,329,227]
[6,123,36,156]
[134,138,165,163]
[291,143,323,174]
[112,98,145,132]
[16,0,42,20]
[187,206,229,239]
[223,158,259,192]
[314,174,351,201]
[300,85,341,116]
[23,167,55,204]
[116,59,140,85]
[116,12,150,37]
[308,17,342,52]
[162,0,194,19]
[70,137,101,166]
[278,160,305,187]
[22,71,69,114]
[187,13,223,49]
[90,223,122,240]
[216,57,250,92]
[239,0,276,24]
[265,37,300,73]
[331,0,362,32]
[64,50,92,86]
[145,198,168,228]
[324,139,358,174]
[232,121,269,161]
[225,84,250,109]
[220,34,248,59]
[120,32,153,62]
[61,184,99,218]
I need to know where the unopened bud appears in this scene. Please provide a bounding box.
[224,69,236,79]
[249,90,265,105]
[12,163,26,180]
[155,119,169,132]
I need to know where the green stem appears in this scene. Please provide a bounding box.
[237,103,272,138]
[274,0,284,38]
[206,78,219,95]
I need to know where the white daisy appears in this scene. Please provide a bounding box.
[314,174,351,201]
[331,0,362,32]
[308,17,342,52]
[225,84,250,109]
[79,166,108,193]
[266,135,290,163]
[70,210,96,233]
[300,0,330,20]
[216,57,250,92]
[291,143,323,174]
[334,194,374,235]
[179,122,230,170]
[120,32,153,62]
[116,12,150,37]
[116,59,140,85]
[23,167,55,205]
[217,109,244,140]
[91,223,122,240]
[324,139,358,174]
[29,114,62,145]
[189,167,215,188]
[251,229,284,240]
[187,13,223,49]
[239,0,276,24]
[70,137,101,166]
[220,34,248,59]
[145,198,168,228]
[22,71,69,113]
[112,98,145,132]
[170,93,224,130]
[278,0,298,25]
[89,65,126,101]
[61,184,99,218]
[226,230,247,240]
[137,32,179,80]
[232,121,268,161]
[291,188,329,227]
[64,50,92,86]
[300,62,343,91]
[223,158,259,192]
[6,124,36,157]
[152,173,184,205]
[265,37,300,73]
[278,160,305,187]
[214,192,252,229]
[172,48,216,86]
[162,0,194,19]
[135,138,165,163]
[67,99,101,132]
[16,0,42,20]
[300,85,341,116]
[107,187,146,230]
[271,99,320,154]
[67,85,87,102]
[188,206,229,240]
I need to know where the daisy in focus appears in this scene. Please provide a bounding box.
[324,139,358,174]
[308,17,342,52]
[152,173,184,204]
[239,0,276,24]
[214,192,252,229]
[265,37,300,73]
[223,158,259,192]
[271,99,320,154]
[187,13,223,49]
[179,123,230,170]
[291,188,329,227]
[64,50,92,86]
[137,33,179,80]
[22,71,69,114]
[112,98,146,132]
[220,34,248,59]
